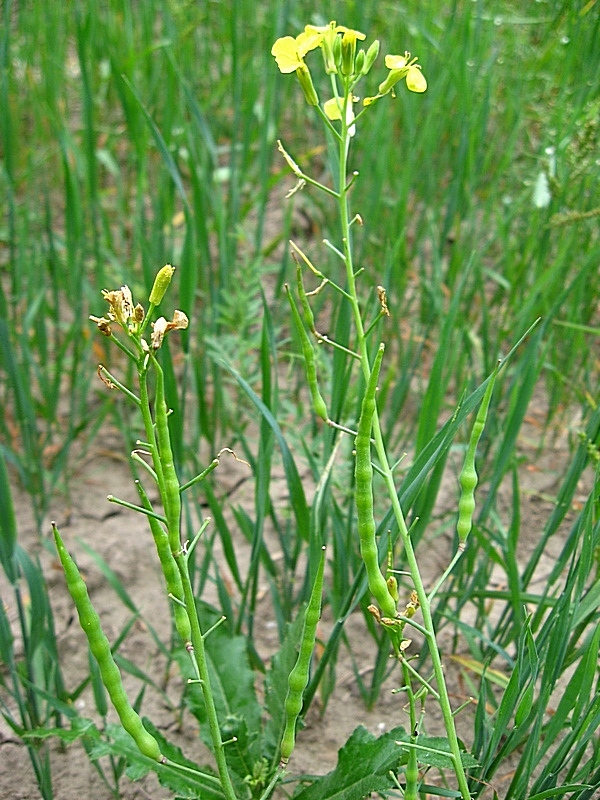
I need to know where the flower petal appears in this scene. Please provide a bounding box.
[271,36,303,73]
[324,97,342,121]
[296,30,322,57]
[406,66,427,93]
[385,53,409,70]
[335,25,366,40]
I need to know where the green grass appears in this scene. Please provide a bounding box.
[1,1,599,798]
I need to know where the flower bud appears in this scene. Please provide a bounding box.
[355,49,365,74]
[341,30,357,76]
[320,33,337,74]
[149,264,175,306]
[333,33,343,74]
[362,40,380,75]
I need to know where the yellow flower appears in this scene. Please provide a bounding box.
[271,32,321,105]
[271,32,321,73]
[381,52,427,94]
[272,22,365,76]
[306,21,365,74]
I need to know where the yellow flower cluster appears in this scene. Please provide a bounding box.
[271,20,426,116]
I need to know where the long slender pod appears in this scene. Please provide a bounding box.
[152,355,182,552]
[285,284,329,422]
[134,479,192,646]
[354,344,397,621]
[457,364,499,550]
[280,546,326,766]
[52,524,164,763]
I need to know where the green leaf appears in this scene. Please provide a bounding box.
[395,731,478,771]
[139,720,226,799]
[527,787,593,800]
[22,715,101,746]
[292,725,408,800]
[177,612,263,779]
[0,452,17,582]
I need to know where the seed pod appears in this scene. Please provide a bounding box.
[285,285,328,422]
[354,344,397,621]
[296,64,319,107]
[280,547,326,766]
[457,367,498,549]
[296,265,317,335]
[149,264,175,307]
[134,480,191,645]
[53,524,163,762]
[153,359,182,552]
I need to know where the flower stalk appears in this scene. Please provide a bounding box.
[273,22,471,798]
[85,271,240,800]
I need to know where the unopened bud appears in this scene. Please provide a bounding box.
[333,34,343,74]
[355,49,365,74]
[341,30,357,76]
[321,34,337,74]
[149,264,175,306]
[362,40,380,74]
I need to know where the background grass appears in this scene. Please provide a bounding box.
[1,1,599,798]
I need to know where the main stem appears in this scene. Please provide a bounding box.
[337,101,471,800]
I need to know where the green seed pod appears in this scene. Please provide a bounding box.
[355,345,397,621]
[134,480,191,645]
[457,367,498,549]
[296,265,317,335]
[53,524,163,762]
[153,359,182,552]
[362,40,380,75]
[285,285,328,422]
[149,264,175,307]
[387,574,399,603]
[280,547,326,766]
[296,64,319,107]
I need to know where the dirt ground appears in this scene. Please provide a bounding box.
[0,393,589,800]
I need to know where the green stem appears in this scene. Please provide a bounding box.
[336,98,471,800]
[174,552,239,800]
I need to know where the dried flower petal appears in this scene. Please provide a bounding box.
[89,315,113,336]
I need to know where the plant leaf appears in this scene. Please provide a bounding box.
[292,725,407,800]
